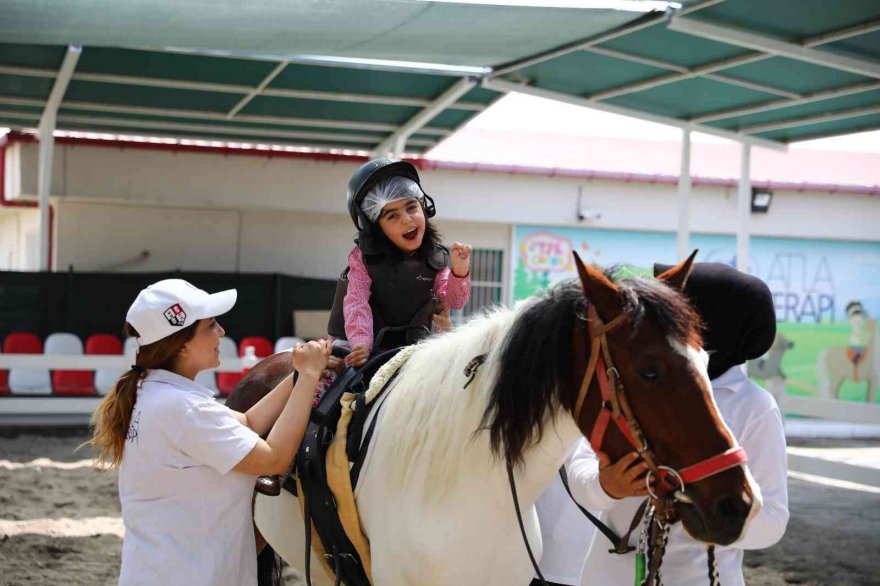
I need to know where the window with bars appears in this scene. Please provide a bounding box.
[451,248,505,324]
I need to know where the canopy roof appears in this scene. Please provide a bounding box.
[1,0,878,152]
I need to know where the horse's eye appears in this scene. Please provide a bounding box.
[638,368,661,381]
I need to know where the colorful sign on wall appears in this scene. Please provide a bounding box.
[513,226,880,403]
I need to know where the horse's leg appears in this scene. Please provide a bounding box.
[254,492,335,586]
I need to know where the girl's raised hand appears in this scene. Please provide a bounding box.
[450,242,472,278]
[292,340,331,378]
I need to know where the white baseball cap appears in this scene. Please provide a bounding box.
[126,279,237,346]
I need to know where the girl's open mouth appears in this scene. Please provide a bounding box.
[403,227,419,241]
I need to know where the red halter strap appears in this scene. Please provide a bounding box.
[573,304,747,497]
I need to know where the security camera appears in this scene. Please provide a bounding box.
[577,207,602,222]
[576,188,601,222]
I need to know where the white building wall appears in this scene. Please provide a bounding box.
[53,200,241,272]
[6,141,879,279]
[51,201,511,280]
[0,207,40,271]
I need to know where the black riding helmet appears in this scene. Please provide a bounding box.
[347,158,436,231]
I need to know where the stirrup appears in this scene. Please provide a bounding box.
[255,475,281,496]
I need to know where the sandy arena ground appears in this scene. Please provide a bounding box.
[1,430,878,586]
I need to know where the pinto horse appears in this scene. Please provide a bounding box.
[228,253,760,586]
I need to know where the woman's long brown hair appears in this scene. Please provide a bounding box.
[87,321,199,468]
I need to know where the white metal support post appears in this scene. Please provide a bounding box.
[736,141,751,273]
[676,129,692,260]
[372,77,476,157]
[38,45,81,271]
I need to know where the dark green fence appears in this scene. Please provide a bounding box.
[0,270,336,343]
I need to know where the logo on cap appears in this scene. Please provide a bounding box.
[164,304,187,327]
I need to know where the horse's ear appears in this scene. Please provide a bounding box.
[655,249,698,292]
[572,251,623,321]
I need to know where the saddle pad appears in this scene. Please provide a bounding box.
[325,345,417,585]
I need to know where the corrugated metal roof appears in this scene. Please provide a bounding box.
[1,0,878,151]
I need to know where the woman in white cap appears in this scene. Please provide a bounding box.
[87,279,330,586]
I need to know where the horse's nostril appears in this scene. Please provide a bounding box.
[715,491,752,527]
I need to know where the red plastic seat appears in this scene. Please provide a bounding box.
[239,336,274,359]
[4,332,41,354]
[46,333,95,396]
[85,334,123,355]
[215,336,274,397]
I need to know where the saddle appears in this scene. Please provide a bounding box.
[292,347,404,586]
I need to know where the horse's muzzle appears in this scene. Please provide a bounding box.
[679,487,753,545]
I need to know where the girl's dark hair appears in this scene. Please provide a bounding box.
[87,320,199,467]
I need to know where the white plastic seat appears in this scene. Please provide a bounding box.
[274,336,305,353]
[45,332,84,355]
[95,367,123,395]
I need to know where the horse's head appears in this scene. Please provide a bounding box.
[571,252,757,546]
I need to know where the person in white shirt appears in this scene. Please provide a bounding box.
[530,439,597,586]
[567,262,789,586]
[87,279,330,586]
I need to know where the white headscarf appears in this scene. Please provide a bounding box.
[360,176,424,223]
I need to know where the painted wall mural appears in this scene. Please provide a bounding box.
[513,226,880,403]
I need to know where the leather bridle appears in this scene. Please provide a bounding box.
[573,304,747,502]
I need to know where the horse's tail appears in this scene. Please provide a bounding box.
[257,545,284,586]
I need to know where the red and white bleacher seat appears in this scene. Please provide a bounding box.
[5,332,52,395]
[86,334,124,395]
[46,333,96,396]
[214,337,242,397]
[0,335,8,395]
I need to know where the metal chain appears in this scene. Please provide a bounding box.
[637,503,652,557]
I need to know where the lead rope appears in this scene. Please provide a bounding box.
[707,545,720,586]
[644,509,670,586]
[638,502,721,586]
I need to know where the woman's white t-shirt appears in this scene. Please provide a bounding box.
[118,369,260,586]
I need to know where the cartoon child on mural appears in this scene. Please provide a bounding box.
[846,301,873,379]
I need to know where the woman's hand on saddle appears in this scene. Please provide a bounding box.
[450,242,472,278]
[292,340,331,379]
[597,451,649,500]
[345,343,370,367]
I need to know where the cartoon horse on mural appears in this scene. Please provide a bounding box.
[748,333,794,406]
[229,252,760,586]
[817,301,878,403]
